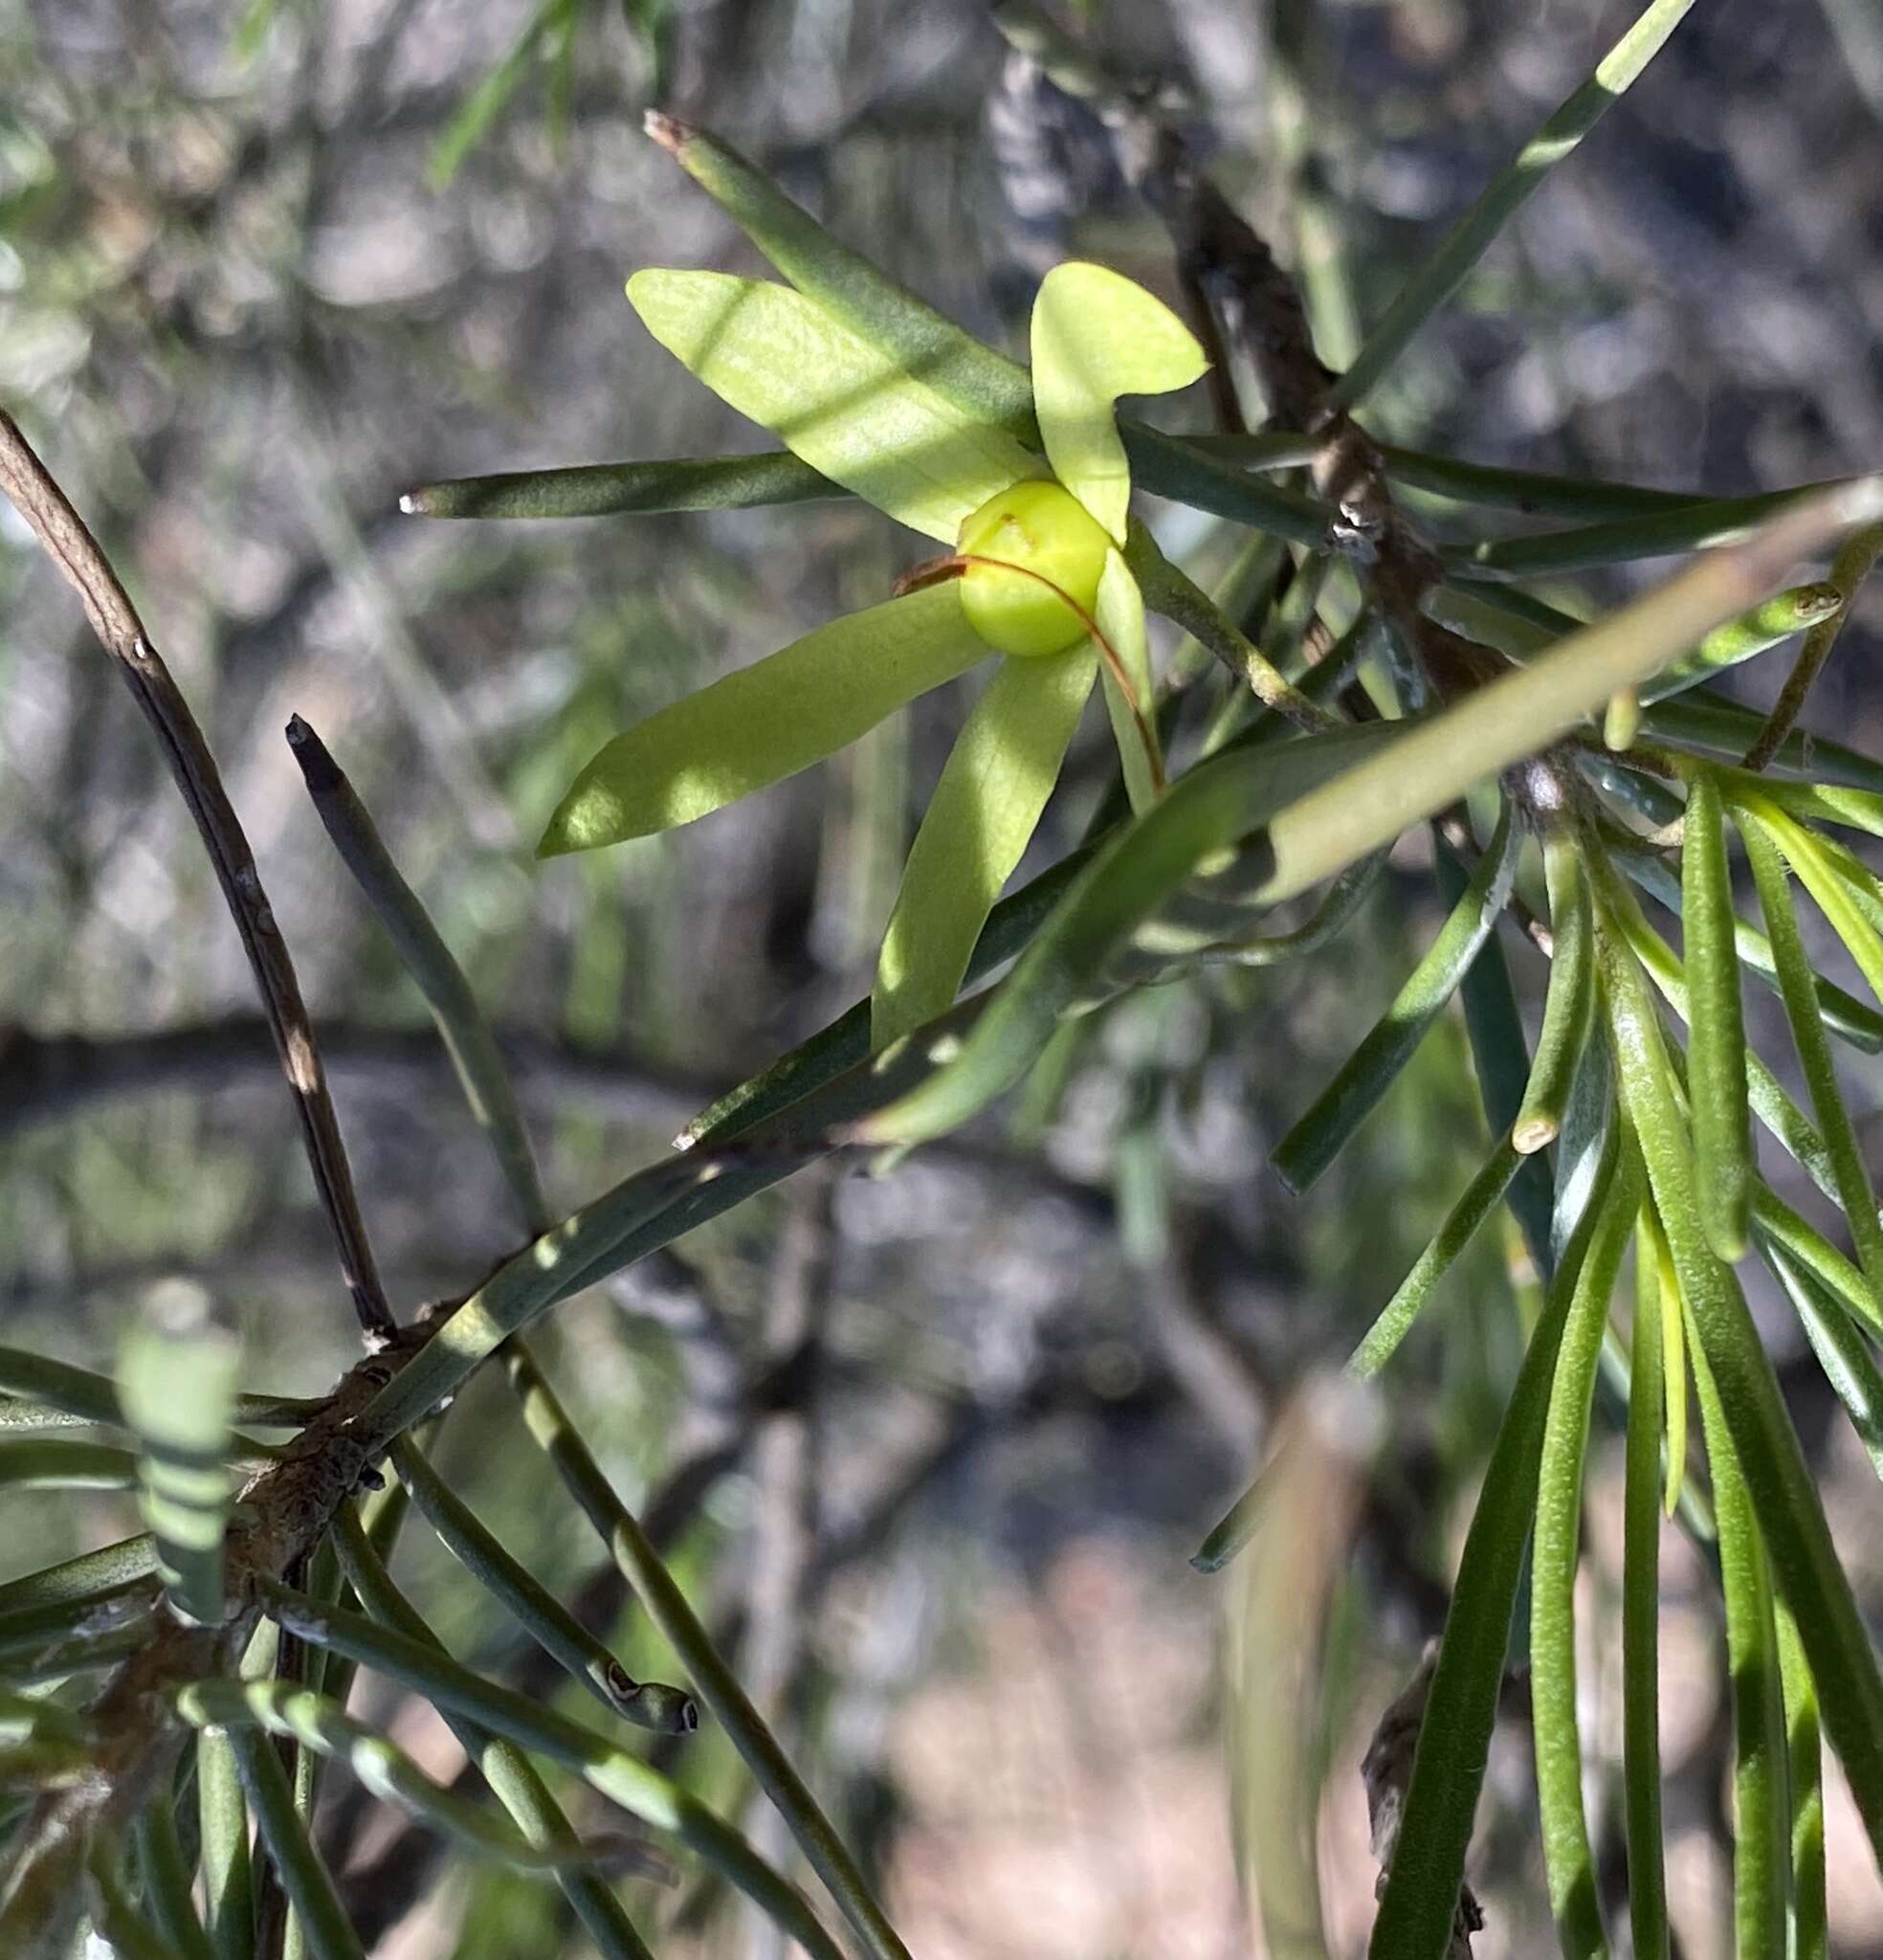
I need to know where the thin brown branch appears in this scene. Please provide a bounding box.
[0,412,394,1347]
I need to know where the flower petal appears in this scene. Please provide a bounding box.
[1094,550,1160,813]
[1031,263,1208,543]
[872,646,1098,1048]
[539,585,986,855]
[629,270,1040,543]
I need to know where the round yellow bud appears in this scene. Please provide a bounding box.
[956,480,1111,657]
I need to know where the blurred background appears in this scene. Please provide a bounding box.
[4,0,1883,1953]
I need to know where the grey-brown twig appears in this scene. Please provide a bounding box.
[0,412,394,1346]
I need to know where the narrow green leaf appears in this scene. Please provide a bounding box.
[261,1576,844,1960]
[678,835,1097,1148]
[1623,1215,1671,1960]
[1274,801,1518,1192]
[1367,1125,1622,1960]
[1702,771,1883,841]
[1763,1239,1883,1481]
[1685,1325,1787,1960]
[1030,260,1206,542]
[177,1679,632,1872]
[390,1436,694,1733]
[872,647,1095,1050]
[288,718,548,1232]
[1533,1141,1641,1960]
[1346,1138,1525,1380]
[1645,582,1842,702]
[1607,839,1883,1055]
[118,1286,239,1627]
[400,451,837,520]
[1741,518,1883,770]
[223,1722,363,1960]
[540,583,986,853]
[1332,0,1699,408]
[1434,832,1559,1278]
[1745,793,1883,1004]
[136,1779,216,1960]
[1452,483,1853,580]
[1516,832,1596,1153]
[1751,1188,1881,1339]
[330,1509,658,1960]
[0,1440,136,1490]
[1598,902,1883,1873]
[1640,1204,1689,1518]
[0,1536,159,1619]
[87,1851,194,1960]
[1738,810,1883,1312]
[627,270,1038,544]
[1587,852,1846,1211]
[0,1346,320,1434]
[499,1347,908,1960]
[1681,771,1752,1260]
[1643,690,1883,793]
[1094,548,1158,812]
[646,113,1036,436]
[197,1726,255,1960]
[1777,1601,1828,1960]
[1126,530,1341,728]
[855,719,1405,1148]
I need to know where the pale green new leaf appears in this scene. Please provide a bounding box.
[873,646,1097,1049]
[1094,547,1158,813]
[118,1285,239,1628]
[628,270,1039,542]
[540,585,986,855]
[1031,261,1207,543]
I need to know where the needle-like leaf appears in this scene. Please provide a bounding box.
[1738,809,1883,1312]
[1599,901,1883,1868]
[331,1508,658,1960]
[1623,1214,1671,1960]
[261,1574,843,1960]
[1777,1602,1828,1960]
[1534,1140,1641,1960]
[1515,831,1596,1153]
[1368,1122,1621,1960]
[390,1436,695,1733]
[1274,801,1518,1192]
[1331,0,1699,408]
[1686,1326,1788,1960]
[1680,770,1752,1259]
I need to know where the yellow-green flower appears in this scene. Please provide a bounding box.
[540,260,1207,1048]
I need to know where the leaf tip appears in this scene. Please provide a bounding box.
[644,108,692,157]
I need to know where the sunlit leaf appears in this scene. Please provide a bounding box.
[1030,261,1207,543]
[540,585,986,855]
[872,647,1097,1049]
[1094,549,1158,812]
[627,270,1039,543]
